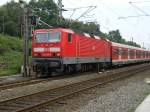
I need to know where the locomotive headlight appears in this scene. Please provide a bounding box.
[49,47,60,52]
[34,48,44,52]
[57,53,60,56]
[34,53,38,56]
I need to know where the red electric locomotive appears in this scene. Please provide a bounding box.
[32,28,111,75]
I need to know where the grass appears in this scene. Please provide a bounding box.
[128,108,135,112]
[0,34,23,76]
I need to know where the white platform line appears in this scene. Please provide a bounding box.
[135,95,150,112]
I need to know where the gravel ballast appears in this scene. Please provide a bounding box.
[41,69,150,112]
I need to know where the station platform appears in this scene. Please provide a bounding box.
[135,95,150,112]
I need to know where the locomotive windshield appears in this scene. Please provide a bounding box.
[35,32,60,43]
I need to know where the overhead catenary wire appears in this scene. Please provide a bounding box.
[75,6,96,20]
[130,1,150,3]
[118,15,150,19]
[69,9,76,20]
[100,2,147,47]
[101,2,138,27]
[64,5,97,21]
[118,2,150,21]
[129,2,150,16]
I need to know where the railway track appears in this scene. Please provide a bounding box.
[0,78,48,91]
[0,75,75,91]
[0,71,96,91]
[0,63,150,112]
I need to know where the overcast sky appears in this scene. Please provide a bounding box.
[1,0,150,49]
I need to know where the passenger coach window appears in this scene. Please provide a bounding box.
[68,33,72,43]
[113,49,119,55]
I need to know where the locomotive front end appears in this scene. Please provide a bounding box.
[32,29,62,75]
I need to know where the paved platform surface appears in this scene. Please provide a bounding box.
[135,95,150,112]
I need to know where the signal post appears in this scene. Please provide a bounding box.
[19,0,31,77]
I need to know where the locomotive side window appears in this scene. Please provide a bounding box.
[68,33,72,43]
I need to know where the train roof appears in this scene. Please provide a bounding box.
[34,28,73,33]
[112,42,150,51]
[34,28,105,40]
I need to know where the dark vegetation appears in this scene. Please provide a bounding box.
[0,0,141,76]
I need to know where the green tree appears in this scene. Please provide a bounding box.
[0,0,23,36]
[108,30,122,43]
[125,41,141,48]
[107,29,141,47]
[29,0,59,27]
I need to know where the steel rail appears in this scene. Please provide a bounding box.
[0,78,48,91]
[0,72,91,91]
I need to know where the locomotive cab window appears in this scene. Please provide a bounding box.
[68,33,72,43]
[35,32,60,43]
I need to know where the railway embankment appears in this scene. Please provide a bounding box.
[0,34,23,76]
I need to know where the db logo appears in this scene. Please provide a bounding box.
[92,46,96,50]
